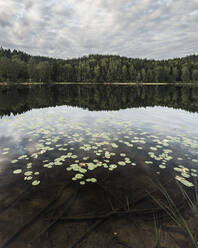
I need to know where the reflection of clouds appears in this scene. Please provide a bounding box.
[1,105,198,143]
[0,157,8,173]
[0,105,198,165]
[0,104,198,185]
[0,116,29,144]
[114,106,198,135]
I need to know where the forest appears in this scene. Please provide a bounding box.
[0,47,198,83]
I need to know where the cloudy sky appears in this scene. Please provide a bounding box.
[0,0,198,60]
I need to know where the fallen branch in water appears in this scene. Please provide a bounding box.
[0,182,71,248]
[70,219,107,248]
[30,186,80,245]
[0,185,32,215]
[69,211,137,248]
[113,236,134,248]
[96,182,128,209]
[60,208,161,222]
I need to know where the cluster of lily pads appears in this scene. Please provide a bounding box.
[0,110,198,188]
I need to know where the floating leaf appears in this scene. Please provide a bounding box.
[24,171,33,176]
[11,160,18,164]
[13,169,22,174]
[32,180,40,186]
[118,161,126,166]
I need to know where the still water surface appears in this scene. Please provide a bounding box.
[0,84,198,247]
[0,84,198,188]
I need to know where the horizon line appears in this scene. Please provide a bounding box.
[1,46,198,62]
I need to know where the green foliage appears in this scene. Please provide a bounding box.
[181,65,190,82]
[192,69,198,81]
[36,62,52,82]
[0,47,198,83]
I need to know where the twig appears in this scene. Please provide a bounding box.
[96,183,126,209]
[0,185,31,214]
[0,182,71,248]
[113,236,134,248]
[30,187,80,245]
[165,230,185,248]
[60,208,161,222]
[70,219,106,248]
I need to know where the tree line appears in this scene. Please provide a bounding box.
[0,47,198,83]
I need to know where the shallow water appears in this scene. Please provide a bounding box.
[0,84,198,248]
[0,84,198,189]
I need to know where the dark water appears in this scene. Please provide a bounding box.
[0,84,198,247]
[1,83,198,115]
[0,84,198,187]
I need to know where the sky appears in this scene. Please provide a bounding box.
[0,0,198,60]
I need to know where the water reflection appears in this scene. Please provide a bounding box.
[0,84,198,116]
[0,85,198,248]
[1,105,198,189]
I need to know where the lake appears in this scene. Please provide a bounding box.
[0,84,198,248]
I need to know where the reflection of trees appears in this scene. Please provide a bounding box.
[0,85,198,116]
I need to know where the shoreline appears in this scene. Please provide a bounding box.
[0,82,198,86]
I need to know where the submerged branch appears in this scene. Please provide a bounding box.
[0,182,72,248]
[30,186,81,245]
[60,208,161,222]
[70,219,106,248]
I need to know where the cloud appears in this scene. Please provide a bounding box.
[0,0,198,59]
